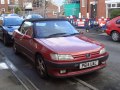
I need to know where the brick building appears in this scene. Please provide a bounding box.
[32,0,58,18]
[80,0,120,19]
[80,0,106,19]
[0,0,16,14]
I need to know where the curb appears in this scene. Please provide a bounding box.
[0,51,39,90]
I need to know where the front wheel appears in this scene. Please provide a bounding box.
[111,31,120,42]
[35,55,48,79]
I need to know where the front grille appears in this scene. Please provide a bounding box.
[73,51,100,59]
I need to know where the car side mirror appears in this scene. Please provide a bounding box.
[23,35,32,39]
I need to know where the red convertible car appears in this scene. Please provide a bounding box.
[13,19,109,78]
[106,16,120,41]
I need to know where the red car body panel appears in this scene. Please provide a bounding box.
[36,36,101,54]
[106,16,120,35]
[13,19,109,77]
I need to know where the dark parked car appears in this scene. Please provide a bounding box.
[25,14,43,19]
[0,16,23,45]
[106,16,120,41]
[13,18,109,78]
[7,13,19,17]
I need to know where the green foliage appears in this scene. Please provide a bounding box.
[14,7,21,14]
[110,9,120,19]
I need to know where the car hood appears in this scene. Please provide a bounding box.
[3,26,20,32]
[36,36,102,54]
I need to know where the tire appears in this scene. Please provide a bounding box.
[3,35,8,46]
[35,55,48,79]
[111,31,120,42]
[13,41,19,54]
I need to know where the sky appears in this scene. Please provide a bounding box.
[52,0,64,6]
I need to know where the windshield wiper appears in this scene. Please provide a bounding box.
[46,33,68,38]
[67,33,80,36]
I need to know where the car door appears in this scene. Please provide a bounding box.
[15,21,32,54]
[24,25,36,61]
[19,21,35,60]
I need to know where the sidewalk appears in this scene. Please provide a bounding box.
[77,27,106,35]
[0,53,26,90]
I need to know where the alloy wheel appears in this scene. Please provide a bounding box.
[111,31,120,41]
[36,55,47,78]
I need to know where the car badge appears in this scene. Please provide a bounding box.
[86,53,91,58]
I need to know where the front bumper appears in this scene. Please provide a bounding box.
[45,53,109,77]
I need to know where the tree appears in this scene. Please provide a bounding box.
[111,9,120,19]
[14,7,21,14]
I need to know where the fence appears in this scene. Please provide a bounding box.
[18,9,64,18]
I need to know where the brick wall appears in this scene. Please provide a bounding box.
[0,0,15,14]
[80,0,106,19]
[97,0,106,18]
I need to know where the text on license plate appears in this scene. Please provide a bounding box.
[79,60,99,69]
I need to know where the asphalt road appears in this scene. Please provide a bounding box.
[0,32,120,90]
[79,32,120,90]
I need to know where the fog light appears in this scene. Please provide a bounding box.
[60,70,66,74]
[101,61,106,64]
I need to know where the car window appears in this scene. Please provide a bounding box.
[4,17,23,26]
[34,21,79,38]
[116,19,120,24]
[20,21,33,34]
[26,27,33,37]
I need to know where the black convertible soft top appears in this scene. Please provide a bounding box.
[24,18,68,22]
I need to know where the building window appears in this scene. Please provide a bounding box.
[53,11,57,15]
[33,0,42,7]
[1,8,5,12]
[112,4,116,7]
[1,0,5,4]
[108,4,111,8]
[82,0,86,7]
[117,3,120,7]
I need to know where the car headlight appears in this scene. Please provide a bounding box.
[100,48,106,54]
[50,54,74,60]
[8,32,13,35]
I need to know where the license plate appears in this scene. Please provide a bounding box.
[79,60,99,69]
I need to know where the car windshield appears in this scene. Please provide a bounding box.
[31,15,43,18]
[34,21,79,38]
[4,17,23,26]
[26,14,43,19]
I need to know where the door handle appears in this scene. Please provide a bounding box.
[20,36,24,40]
